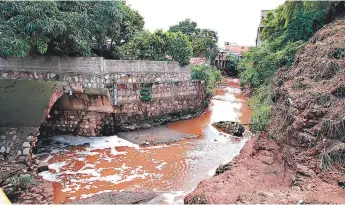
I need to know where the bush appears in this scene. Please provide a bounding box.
[4,174,38,195]
[140,84,152,102]
[237,1,328,131]
[191,65,222,96]
[249,85,273,132]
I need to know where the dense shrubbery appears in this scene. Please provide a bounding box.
[224,54,239,76]
[191,65,222,97]
[238,1,330,131]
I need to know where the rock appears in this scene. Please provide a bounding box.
[6,147,11,154]
[297,164,315,177]
[215,163,232,176]
[338,175,345,188]
[23,148,30,155]
[296,199,304,205]
[0,135,6,140]
[37,162,49,173]
[0,146,5,153]
[17,150,22,156]
[22,142,31,148]
[212,121,245,136]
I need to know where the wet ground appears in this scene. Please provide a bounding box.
[37,78,252,204]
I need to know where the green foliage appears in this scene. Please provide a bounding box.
[166,32,193,66]
[191,65,222,96]
[0,1,144,58]
[249,86,272,132]
[140,84,152,102]
[120,30,168,61]
[238,1,330,131]
[121,30,192,66]
[225,54,239,75]
[5,174,38,192]
[169,18,218,58]
[328,48,345,59]
[169,18,199,37]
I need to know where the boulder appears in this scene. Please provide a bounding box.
[37,161,49,173]
[212,121,245,136]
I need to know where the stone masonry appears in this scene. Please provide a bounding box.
[0,57,206,167]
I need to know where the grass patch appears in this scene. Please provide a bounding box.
[4,174,38,195]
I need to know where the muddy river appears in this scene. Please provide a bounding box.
[37,78,252,204]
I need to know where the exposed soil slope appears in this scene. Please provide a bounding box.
[185,18,345,204]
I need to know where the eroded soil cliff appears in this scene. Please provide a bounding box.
[185,18,345,204]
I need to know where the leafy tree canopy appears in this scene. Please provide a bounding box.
[0,1,144,58]
[169,18,218,58]
[121,30,192,66]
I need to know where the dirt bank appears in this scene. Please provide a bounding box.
[117,125,198,146]
[186,18,345,204]
[185,133,344,204]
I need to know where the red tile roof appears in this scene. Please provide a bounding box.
[224,45,250,54]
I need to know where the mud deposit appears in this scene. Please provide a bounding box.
[36,78,252,204]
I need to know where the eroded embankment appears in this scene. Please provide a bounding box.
[185,19,345,204]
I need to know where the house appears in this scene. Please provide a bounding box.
[214,42,250,68]
[256,10,270,47]
[224,42,250,58]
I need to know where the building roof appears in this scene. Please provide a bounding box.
[224,44,250,54]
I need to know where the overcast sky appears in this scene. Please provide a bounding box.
[126,0,285,47]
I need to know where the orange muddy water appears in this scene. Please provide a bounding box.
[38,78,252,204]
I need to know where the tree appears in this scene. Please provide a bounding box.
[166,32,192,66]
[121,30,192,66]
[0,1,144,58]
[169,18,199,37]
[120,30,168,61]
[0,1,64,57]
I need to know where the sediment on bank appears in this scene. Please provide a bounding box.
[185,18,345,204]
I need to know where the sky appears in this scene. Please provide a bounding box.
[126,0,285,47]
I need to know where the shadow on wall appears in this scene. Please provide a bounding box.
[0,79,58,127]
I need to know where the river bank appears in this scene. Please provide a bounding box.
[186,19,345,204]
[185,132,345,204]
[18,77,249,204]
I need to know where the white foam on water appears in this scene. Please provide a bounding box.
[143,144,171,149]
[211,99,242,123]
[53,135,139,151]
[207,167,217,176]
[39,170,61,182]
[162,191,187,204]
[156,162,167,170]
[48,161,67,173]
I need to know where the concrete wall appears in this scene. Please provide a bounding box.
[0,80,59,127]
[0,56,190,73]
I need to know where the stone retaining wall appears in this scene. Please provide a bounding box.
[40,81,205,136]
